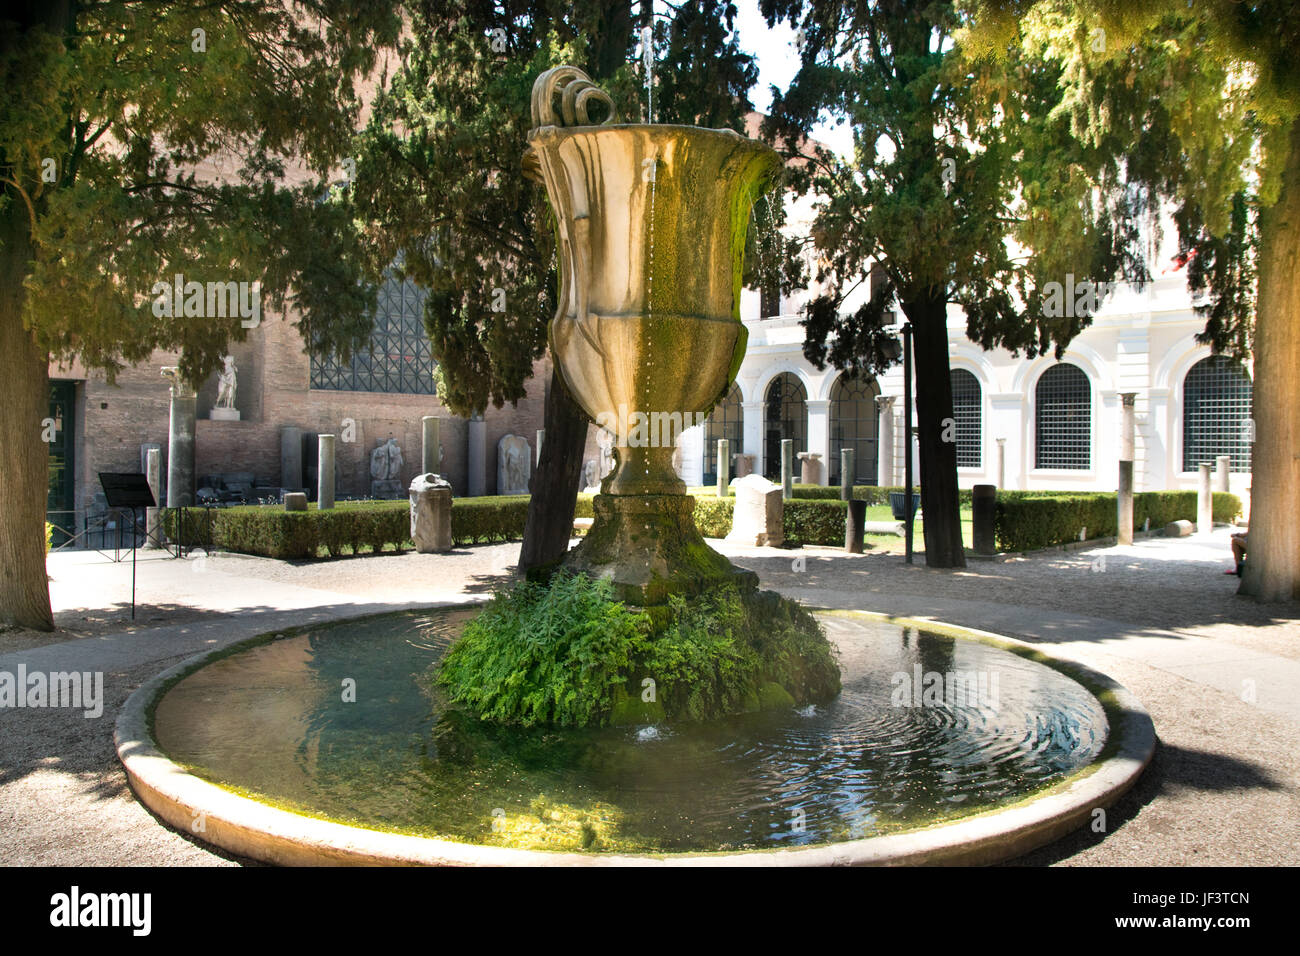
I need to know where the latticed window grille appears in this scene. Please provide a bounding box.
[703,384,744,486]
[1035,363,1091,469]
[1183,355,1253,473]
[829,373,879,484]
[764,373,807,480]
[311,274,435,393]
[950,368,982,468]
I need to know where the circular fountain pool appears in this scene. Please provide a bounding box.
[120,606,1151,863]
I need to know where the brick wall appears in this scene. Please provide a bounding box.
[52,307,551,527]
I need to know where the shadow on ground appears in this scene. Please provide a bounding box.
[730,549,1298,645]
[1005,738,1287,865]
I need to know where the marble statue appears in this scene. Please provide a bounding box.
[597,428,615,479]
[216,356,237,409]
[370,438,404,482]
[368,438,404,498]
[497,434,531,496]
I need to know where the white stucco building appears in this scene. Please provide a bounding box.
[676,211,1255,514]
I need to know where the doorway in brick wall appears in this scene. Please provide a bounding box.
[46,380,77,546]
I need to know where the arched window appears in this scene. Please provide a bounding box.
[950,368,982,468]
[829,374,879,485]
[1035,363,1091,470]
[703,384,744,486]
[1183,355,1253,473]
[764,373,807,480]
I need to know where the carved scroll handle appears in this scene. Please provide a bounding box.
[529,66,619,131]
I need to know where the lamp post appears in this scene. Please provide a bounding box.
[902,323,914,564]
[881,324,913,564]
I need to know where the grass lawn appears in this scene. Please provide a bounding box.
[859,504,974,553]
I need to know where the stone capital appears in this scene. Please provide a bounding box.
[875,395,897,413]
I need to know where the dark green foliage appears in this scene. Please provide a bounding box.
[994,491,1243,552]
[5,2,402,386]
[162,503,406,559]
[163,487,1237,559]
[450,497,533,545]
[437,573,840,728]
[992,494,1115,553]
[438,573,650,728]
[691,496,736,539]
[783,500,849,547]
[161,496,535,558]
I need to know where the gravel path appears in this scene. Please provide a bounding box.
[1,529,1295,866]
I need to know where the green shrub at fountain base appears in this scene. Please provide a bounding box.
[437,573,840,728]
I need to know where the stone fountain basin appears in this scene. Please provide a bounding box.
[115,605,1153,866]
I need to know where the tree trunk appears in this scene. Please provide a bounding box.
[903,292,966,569]
[518,364,589,573]
[0,186,55,631]
[1240,117,1300,602]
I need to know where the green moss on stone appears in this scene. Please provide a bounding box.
[609,684,666,726]
[757,681,796,710]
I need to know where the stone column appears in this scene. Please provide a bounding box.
[422,416,441,475]
[166,379,197,507]
[144,448,162,548]
[876,396,896,487]
[467,415,486,497]
[780,439,794,499]
[972,483,996,556]
[317,434,336,509]
[996,438,1006,489]
[798,452,822,485]
[1118,392,1136,545]
[1198,462,1213,534]
[1215,455,1231,493]
[845,499,865,554]
[742,400,764,473]
[840,448,855,500]
[536,429,545,467]
[806,399,831,480]
[280,426,302,494]
[716,438,730,497]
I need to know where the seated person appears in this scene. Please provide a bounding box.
[1227,532,1247,576]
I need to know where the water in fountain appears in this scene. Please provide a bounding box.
[756,193,779,305]
[152,609,1107,854]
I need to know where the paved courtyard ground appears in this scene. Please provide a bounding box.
[1,527,1296,866]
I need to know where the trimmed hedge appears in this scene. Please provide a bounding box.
[687,497,848,547]
[994,490,1242,553]
[689,483,976,506]
[162,487,1242,560]
[162,495,533,558]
